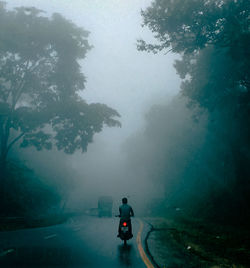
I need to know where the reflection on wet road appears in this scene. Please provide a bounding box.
[0,215,147,267]
[118,244,133,266]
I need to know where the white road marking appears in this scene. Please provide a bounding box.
[0,249,15,257]
[44,234,57,240]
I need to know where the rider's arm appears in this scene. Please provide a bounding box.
[119,207,121,217]
[130,207,134,217]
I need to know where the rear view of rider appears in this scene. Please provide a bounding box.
[117,197,134,238]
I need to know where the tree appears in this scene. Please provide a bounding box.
[138,0,249,105]
[0,3,120,202]
[138,0,250,221]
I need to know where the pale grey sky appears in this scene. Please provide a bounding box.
[7,0,180,140]
[7,0,181,203]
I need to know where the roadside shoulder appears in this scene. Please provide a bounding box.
[143,217,250,268]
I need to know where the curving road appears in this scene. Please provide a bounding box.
[0,215,152,267]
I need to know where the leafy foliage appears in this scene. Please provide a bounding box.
[138,0,250,222]
[0,3,120,163]
[139,0,249,115]
[4,160,61,216]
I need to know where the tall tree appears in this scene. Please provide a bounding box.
[138,0,250,219]
[138,0,249,108]
[0,3,120,203]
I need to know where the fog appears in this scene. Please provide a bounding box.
[2,0,249,224]
[6,0,180,214]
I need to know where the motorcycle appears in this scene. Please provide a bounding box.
[116,216,133,245]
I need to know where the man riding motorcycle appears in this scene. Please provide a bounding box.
[117,197,134,238]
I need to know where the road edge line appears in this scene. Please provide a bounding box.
[144,221,161,268]
[136,219,155,268]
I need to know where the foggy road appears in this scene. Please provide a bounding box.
[0,1,249,267]
[0,215,151,267]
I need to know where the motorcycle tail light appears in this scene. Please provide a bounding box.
[123,222,127,227]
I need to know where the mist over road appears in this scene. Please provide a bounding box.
[0,216,148,267]
[0,0,249,266]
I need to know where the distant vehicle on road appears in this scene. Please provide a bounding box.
[98,196,113,217]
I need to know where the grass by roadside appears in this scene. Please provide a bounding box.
[0,213,72,232]
[145,216,250,268]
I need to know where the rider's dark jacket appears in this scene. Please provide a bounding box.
[119,204,134,220]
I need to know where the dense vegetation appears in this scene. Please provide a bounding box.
[0,3,120,216]
[134,0,249,224]
[3,160,61,216]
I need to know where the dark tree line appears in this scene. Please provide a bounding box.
[0,3,120,214]
[135,0,250,223]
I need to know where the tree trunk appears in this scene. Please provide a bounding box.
[231,142,250,221]
[0,153,7,215]
[0,120,9,216]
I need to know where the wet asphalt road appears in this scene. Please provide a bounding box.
[0,216,148,267]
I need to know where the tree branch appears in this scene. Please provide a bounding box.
[12,58,52,109]
[11,60,30,109]
[164,48,174,55]
[6,132,25,153]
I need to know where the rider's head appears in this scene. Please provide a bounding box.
[122,197,128,204]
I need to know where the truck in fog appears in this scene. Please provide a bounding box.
[98,196,113,217]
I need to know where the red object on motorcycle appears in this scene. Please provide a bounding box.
[123,222,127,227]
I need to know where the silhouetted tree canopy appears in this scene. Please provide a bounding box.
[137,0,250,223]
[138,0,249,108]
[0,2,121,168]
